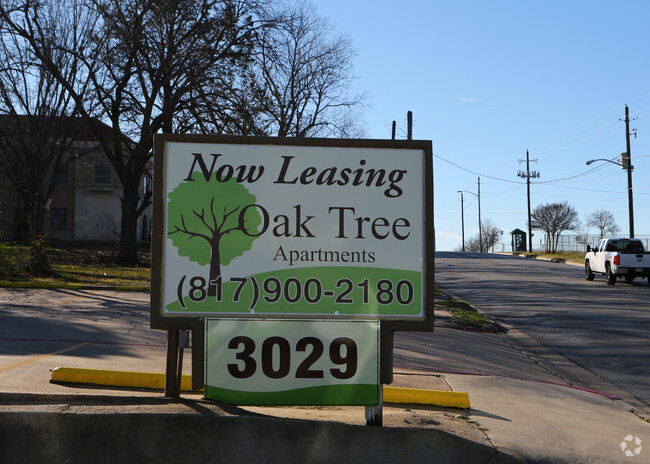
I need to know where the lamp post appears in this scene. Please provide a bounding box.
[585,157,634,238]
[458,178,482,252]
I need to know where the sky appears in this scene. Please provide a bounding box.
[315,0,650,251]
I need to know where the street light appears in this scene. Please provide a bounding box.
[458,177,482,252]
[585,158,626,167]
[585,157,634,238]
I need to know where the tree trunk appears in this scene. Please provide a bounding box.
[118,180,141,265]
[208,239,221,297]
[32,202,46,239]
[21,194,44,245]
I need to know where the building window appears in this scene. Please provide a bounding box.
[94,164,112,185]
[51,208,67,231]
[56,165,68,183]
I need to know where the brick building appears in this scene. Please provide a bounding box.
[0,116,150,242]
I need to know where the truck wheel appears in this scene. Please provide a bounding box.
[605,264,616,285]
[585,261,594,281]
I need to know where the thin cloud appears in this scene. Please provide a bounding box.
[456,97,479,103]
[436,230,462,241]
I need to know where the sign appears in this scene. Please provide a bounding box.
[156,138,430,320]
[205,319,380,405]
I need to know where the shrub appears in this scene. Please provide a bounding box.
[0,241,23,279]
[27,235,55,277]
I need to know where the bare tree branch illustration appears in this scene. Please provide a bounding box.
[168,213,211,242]
[167,180,261,298]
[218,205,242,236]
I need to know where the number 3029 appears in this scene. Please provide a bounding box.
[227,336,358,380]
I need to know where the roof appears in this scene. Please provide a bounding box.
[0,115,114,142]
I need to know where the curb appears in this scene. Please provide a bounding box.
[51,367,192,391]
[50,367,470,409]
[383,386,471,408]
[0,281,149,292]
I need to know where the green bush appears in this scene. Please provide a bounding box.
[27,236,55,277]
[0,242,23,279]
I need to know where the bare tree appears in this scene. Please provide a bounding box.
[0,0,263,263]
[530,201,581,253]
[462,219,501,253]
[0,5,94,242]
[481,219,502,252]
[462,236,480,253]
[587,209,620,239]
[249,1,366,138]
[1,0,366,262]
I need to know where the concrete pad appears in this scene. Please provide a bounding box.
[392,370,451,390]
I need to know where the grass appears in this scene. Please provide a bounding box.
[435,299,493,328]
[0,242,151,289]
[511,251,584,264]
[0,242,585,292]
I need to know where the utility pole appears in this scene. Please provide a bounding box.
[457,182,480,252]
[477,177,483,253]
[622,105,635,238]
[391,112,412,140]
[458,191,466,252]
[407,111,413,140]
[517,150,540,252]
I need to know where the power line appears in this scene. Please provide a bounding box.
[534,183,622,194]
[534,93,650,157]
[533,163,612,184]
[434,153,522,184]
[482,185,526,195]
[537,123,620,157]
[435,152,618,187]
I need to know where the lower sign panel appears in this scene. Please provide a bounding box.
[205,319,380,405]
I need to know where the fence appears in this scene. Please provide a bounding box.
[495,234,650,253]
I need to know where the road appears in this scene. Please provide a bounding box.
[435,251,650,410]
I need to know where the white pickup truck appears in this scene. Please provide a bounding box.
[585,238,650,285]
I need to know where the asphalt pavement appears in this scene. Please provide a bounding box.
[435,251,650,411]
[1,286,649,463]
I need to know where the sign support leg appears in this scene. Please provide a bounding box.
[164,328,180,398]
[191,324,204,391]
[365,385,383,426]
[176,330,190,396]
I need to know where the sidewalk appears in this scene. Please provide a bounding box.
[394,325,650,463]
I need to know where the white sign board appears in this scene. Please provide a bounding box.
[160,141,425,319]
[205,319,380,405]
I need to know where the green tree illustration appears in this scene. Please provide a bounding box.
[167,174,262,296]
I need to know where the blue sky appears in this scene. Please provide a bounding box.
[316,0,650,251]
